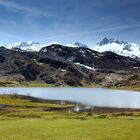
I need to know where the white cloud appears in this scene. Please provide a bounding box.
[0,0,49,17]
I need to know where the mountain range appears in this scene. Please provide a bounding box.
[3,38,140,58]
[0,39,140,88]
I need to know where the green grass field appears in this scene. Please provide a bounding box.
[0,116,140,140]
[0,94,140,140]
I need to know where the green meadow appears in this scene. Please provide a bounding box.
[0,94,140,140]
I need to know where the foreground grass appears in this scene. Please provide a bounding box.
[0,116,140,140]
[0,94,140,140]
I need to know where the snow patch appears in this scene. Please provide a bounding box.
[75,63,95,71]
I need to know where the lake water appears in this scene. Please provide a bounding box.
[0,87,140,109]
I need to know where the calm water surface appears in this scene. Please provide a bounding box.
[0,88,140,109]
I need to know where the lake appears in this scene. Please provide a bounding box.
[0,87,140,109]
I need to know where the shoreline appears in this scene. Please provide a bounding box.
[0,79,140,92]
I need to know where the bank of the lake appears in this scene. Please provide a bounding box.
[1,79,140,92]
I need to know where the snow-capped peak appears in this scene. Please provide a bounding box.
[46,41,61,46]
[66,43,77,48]
[65,42,88,48]
[73,42,88,48]
[94,38,140,58]
[11,41,42,51]
[45,41,88,48]
[97,38,131,48]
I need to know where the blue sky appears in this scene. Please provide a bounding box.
[0,0,140,47]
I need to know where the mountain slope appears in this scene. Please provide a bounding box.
[39,44,140,71]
